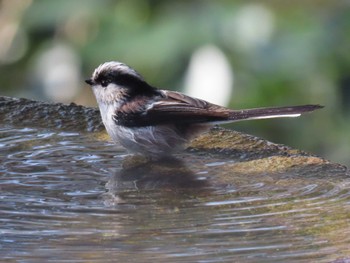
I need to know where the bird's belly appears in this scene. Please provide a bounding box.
[110,125,189,156]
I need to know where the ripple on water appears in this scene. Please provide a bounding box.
[0,126,350,262]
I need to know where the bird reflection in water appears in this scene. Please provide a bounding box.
[104,156,210,204]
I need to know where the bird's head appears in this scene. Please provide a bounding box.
[86,61,156,104]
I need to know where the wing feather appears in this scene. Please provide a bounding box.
[144,90,230,124]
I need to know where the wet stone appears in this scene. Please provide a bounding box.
[0,96,104,132]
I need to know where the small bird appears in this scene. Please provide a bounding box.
[86,61,323,157]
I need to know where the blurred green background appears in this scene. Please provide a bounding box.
[1,0,349,165]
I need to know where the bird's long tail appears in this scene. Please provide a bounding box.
[227,104,323,122]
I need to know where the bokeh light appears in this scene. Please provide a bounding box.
[0,0,349,165]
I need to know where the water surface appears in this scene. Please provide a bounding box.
[1,126,350,262]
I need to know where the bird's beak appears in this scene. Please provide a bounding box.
[85,79,94,85]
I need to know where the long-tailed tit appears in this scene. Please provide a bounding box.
[86,61,322,157]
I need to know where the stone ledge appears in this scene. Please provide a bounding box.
[0,96,104,132]
[0,96,346,173]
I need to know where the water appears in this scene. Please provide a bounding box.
[1,126,350,262]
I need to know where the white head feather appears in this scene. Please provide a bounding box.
[92,61,143,81]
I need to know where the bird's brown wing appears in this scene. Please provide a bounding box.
[113,90,230,127]
[143,90,231,125]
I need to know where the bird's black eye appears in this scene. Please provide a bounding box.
[100,78,111,87]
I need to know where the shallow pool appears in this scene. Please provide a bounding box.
[1,126,349,262]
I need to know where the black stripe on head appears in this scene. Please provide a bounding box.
[112,71,159,97]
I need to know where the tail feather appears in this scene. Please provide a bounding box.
[228,104,323,122]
